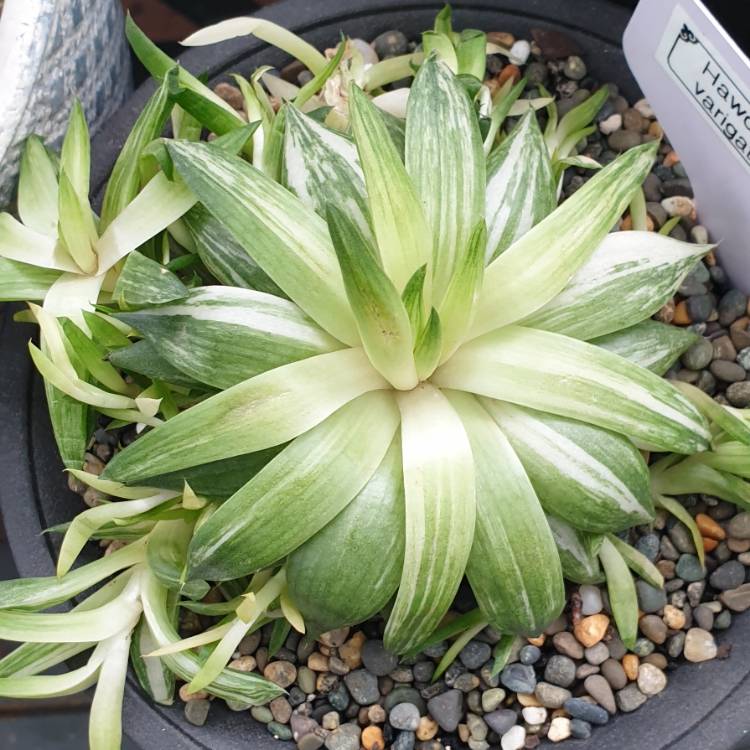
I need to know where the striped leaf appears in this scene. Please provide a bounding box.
[433,325,710,453]
[0,258,60,301]
[182,204,282,295]
[485,110,556,261]
[349,84,431,292]
[113,252,188,309]
[606,534,664,589]
[471,141,658,337]
[0,212,78,272]
[405,56,485,300]
[103,348,387,484]
[673,381,750,446]
[0,652,103,698]
[119,287,342,390]
[546,516,604,584]
[598,537,638,649]
[148,520,208,599]
[286,436,405,634]
[484,400,653,532]
[18,135,59,236]
[592,320,698,375]
[384,385,476,654]
[187,391,399,580]
[695,443,750,479]
[166,140,358,345]
[522,232,710,339]
[108,340,201,389]
[447,391,564,635]
[130,617,175,705]
[284,106,371,239]
[327,205,417,389]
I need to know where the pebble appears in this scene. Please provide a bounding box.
[563,55,587,80]
[570,718,592,739]
[530,27,581,58]
[667,632,687,658]
[661,195,695,217]
[534,682,572,709]
[663,604,687,630]
[715,609,733,629]
[426,689,462,732]
[547,717,572,743]
[501,663,537,694]
[615,684,647,713]
[634,98,655,117]
[636,580,668,613]
[298,735,324,750]
[416,717,438,741]
[322,712,340,731]
[298,666,316,695]
[687,580,707,607]
[729,513,750,539]
[564,698,609,725]
[268,721,293,741]
[681,338,714,370]
[600,659,627,691]
[500,725,526,750]
[578,584,603,615]
[683,628,718,662]
[460,641,492,670]
[339,632,365,670]
[344,670,380,705]
[384,687,425,714]
[362,640,399,676]
[693,604,715,631]
[508,40,531,65]
[584,642,610,666]
[552,631,584,659]
[184,699,210,726]
[710,560,746,590]
[521,706,547,725]
[718,289,748,326]
[727,382,750,407]
[637,663,667,696]
[481,687,506,712]
[362,726,385,750]
[720,583,750,612]
[390,703,420,731]
[676,554,705,582]
[324,724,361,750]
[632,638,655,657]
[371,30,409,58]
[584,675,616,713]
[608,129,641,151]
[544,656,576,688]
[264,661,297,689]
[484,709,518,735]
[573,614,609,647]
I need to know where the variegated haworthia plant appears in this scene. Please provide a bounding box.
[0,7,725,749]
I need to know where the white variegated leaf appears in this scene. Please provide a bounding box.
[0,213,78,272]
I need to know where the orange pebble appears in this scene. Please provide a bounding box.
[621,214,633,231]
[517,692,543,707]
[623,654,640,681]
[672,300,691,325]
[527,634,546,647]
[362,725,385,750]
[663,150,681,167]
[648,121,664,138]
[574,614,610,648]
[702,537,719,552]
[696,513,726,541]
[498,64,521,86]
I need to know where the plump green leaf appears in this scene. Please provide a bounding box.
[327,205,417,389]
[546,515,604,584]
[598,537,638,649]
[349,84,432,293]
[405,56,485,299]
[522,232,710,339]
[113,252,189,310]
[119,286,342,390]
[18,135,59,236]
[654,493,706,567]
[447,391,564,634]
[471,141,659,337]
[0,258,60,301]
[108,340,201,388]
[456,29,486,79]
[384,385,476,654]
[286,436,405,634]
[104,347,387,484]
[148,520,208,599]
[187,391,399,580]
[484,401,653,532]
[485,110,556,261]
[433,325,710,453]
[606,534,664,589]
[591,320,698,375]
[167,140,357,345]
[695,442,750,479]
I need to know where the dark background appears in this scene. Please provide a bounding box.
[1,0,748,746]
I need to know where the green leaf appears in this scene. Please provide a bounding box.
[118,287,342,390]
[327,205,417,389]
[383,384,476,654]
[0,651,102,698]
[107,339,201,388]
[522,232,710,340]
[0,212,78,272]
[490,635,520,678]
[18,135,59,235]
[673,381,750,446]
[414,308,443,381]
[456,29,486,80]
[422,32,458,72]
[113,252,189,310]
[405,56,485,300]
[447,391,564,635]
[549,85,609,158]
[284,106,371,239]
[182,203,284,295]
[432,619,487,682]
[694,442,750,479]
[606,534,664,589]
[483,77,526,155]
[286,436,404,634]
[268,618,292,659]
[148,520,209,599]
[484,401,654,533]
[82,312,132,350]
[401,265,428,336]
[485,110,556,261]
[295,40,346,109]
[546,515,604,584]
[591,320,699,375]
[187,390,399,580]
[167,140,357,345]
[654,494,706,567]
[598,537,638,649]
[130,616,175,705]
[433,325,710,453]
[472,141,659,337]
[60,101,91,201]
[57,169,97,274]
[0,258,60,301]
[349,84,432,293]
[100,76,174,229]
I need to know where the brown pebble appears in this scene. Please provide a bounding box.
[643,653,668,670]
[179,684,209,702]
[702,537,719,553]
[654,299,676,324]
[648,121,664,138]
[228,655,256,672]
[368,704,386,724]
[270,696,292,724]
[417,716,439,741]
[307,653,330,672]
[329,656,350,676]
[487,31,516,47]
[339,631,365,670]
[531,27,581,58]
[527,634,546,647]
[601,659,628,690]
[657,560,676,579]
[672,300,691,325]
[316,672,338,694]
[263,661,297,689]
[552,631,584,659]
[574,614,610,648]
[727,537,750,553]
[362,725,385,750]
[663,150,681,167]
[662,604,687,630]
[517,692,543,707]
[213,82,245,110]
[318,628,350,648]
[622,654,639,681]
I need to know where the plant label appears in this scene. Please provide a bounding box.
[624,0,750,292]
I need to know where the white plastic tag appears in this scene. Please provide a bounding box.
[623,0,750,292]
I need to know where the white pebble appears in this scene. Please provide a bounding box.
[521,706,547,725]
[690,224,709,244]
[500,724,526,750]
[599,113,622,135]
[579,584,603,615]
[634,98,655,118]
[661,195,695,218]
[684,627,718,662]
[351,38,379,66]
[547,716,572,743]
[637,663,668,696]
[508,40,531,66]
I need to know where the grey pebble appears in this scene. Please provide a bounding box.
[636,580,668,613]
[584,642,610,666]
[635,533,661,562]
[324,724,361,750]
[710,560,746,591]
[676,554,705,582]
[681,338,713,370]
[535,682,572,709]
[718,289,747,326]
[584,674,616,713]
[607,637,627,661]
[616,684,648,713]
[667,632,686,658]
[460,641,491,670]
[564,698,609,725]
[501,663,537,693]
[727,382,750,408]
[660,535,680,561]
[343,670,379,705]
[553,631,584,659]
[687,580,707,607]
[426,689,463,732]
[570,719,593,739]
[544,655,576,688]
[483,708,518,735]
[669,522,697,554]
[519,645,542,665]
[385,686,426,714]
[389,703,420,731]
[371,30,409,58]
[729,513,750,539]
[693,604,715,631]
[564,55,587,80]
[715,609,733,629]
[268,721,293,741]
[413,661,435,683]
[184,699,211,727]
[600,659,627,690]
[252,706,274,723]
[393,731,416,750]
[362,640,399,677]
[632,638,655,657]
[608,129,641,151]
[711,360,746,383]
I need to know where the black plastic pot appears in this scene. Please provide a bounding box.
[1,0,749,748]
